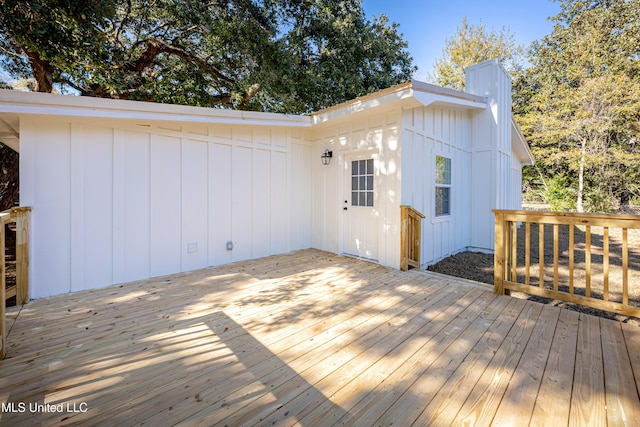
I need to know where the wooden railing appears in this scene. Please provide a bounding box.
[1,206,31,358]
[400,205,425,271]
[494,209,640,318]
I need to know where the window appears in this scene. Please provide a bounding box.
[435,155,451,216]
[351,159,374,207]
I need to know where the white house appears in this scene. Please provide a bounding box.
[0,59,533,299]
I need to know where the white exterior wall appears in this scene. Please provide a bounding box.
[20,116,311,298]
[310,110,402,269]
[511,156,524,210]
[466,60,517,251]
[401,106,473,266]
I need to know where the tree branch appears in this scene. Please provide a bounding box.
[126,38,234,85]
[240,83,261,107]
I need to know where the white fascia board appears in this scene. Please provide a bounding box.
[511,115,535,166]
[411,91,487,110]
[0,89,311,128]
[410,79,487,106]
[310,80,487,126]
[311,83,418,125]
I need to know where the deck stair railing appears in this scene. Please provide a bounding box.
[494,209,640,318]
[1,206,31,358]
[400,205,425,271]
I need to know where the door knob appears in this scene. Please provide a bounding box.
[343,207,348,211]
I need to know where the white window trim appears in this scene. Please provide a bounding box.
[434,154,452,218]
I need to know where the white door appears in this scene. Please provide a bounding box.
[342,156,379,261]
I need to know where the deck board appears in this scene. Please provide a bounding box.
[529,308,579,427]
[450,299,545,426]
[601,318,640,426]
[0,249,638,426]
[414,296,519,426]
[570,313,607,426]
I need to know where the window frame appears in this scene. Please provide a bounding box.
[435,155,452,217]
[350,158,375,208]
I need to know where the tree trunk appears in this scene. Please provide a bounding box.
[24,49,53,93]
[0,143,19,211]
[576,139,586,213]
[619,190,630,211]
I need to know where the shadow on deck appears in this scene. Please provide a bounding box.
[1,249,639,426]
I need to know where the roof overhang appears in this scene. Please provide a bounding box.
[511,115,535,166]
[0,112,19,151]
[310,80,487,126]
[0,82,496,153]
[0,89,312,151]
[0,89,312,127]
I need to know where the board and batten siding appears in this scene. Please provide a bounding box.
[466,60,518,251]
[311,110,402,269]
[401,106,473,267]
[20,117,311,298]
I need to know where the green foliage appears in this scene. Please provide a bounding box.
[430,17,525,91]
[540,175,576,212]
[0,0,416,113]
[584,186,616,213]
[518,0,640,212]
[0,142,19,211]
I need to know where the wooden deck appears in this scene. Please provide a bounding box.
[1,249,639,426]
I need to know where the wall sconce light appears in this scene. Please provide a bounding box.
[321,149,333,165]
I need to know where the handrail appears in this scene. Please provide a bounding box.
[1,206,31,359]
[493,209,640,318]
[400,205,425,271]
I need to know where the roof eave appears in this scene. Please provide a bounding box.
[0,89,312,128]
[511,115,535,166]
[311,80,487,126]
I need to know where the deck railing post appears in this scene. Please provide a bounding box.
[13,207,31,305]
[494,210,506,295]
[414,211,422,268]
[0,212,8,359]
[400,206,425,271]
[400,206,408,271]
[1,207,32,359]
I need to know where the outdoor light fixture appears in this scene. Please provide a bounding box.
[321,149,333,165]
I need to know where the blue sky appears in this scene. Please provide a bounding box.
[361,0,561,79]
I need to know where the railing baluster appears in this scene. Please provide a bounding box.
[525,222,531,286]
[623,228,628,306]
[539,223,545,288]
[413,218,417,260]
[553,224,559,291]
[412,215,417,260]
[569,224,574,295]
[494,211,506,295]
[603,227,609,301]
[586,225,591,298]
[511,221,517,282]
[411,213,415,260]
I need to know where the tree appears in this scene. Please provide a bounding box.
[0,142,18,211]
[520,0,640,212]
[0,0,415,113]
[430,17,525,91]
